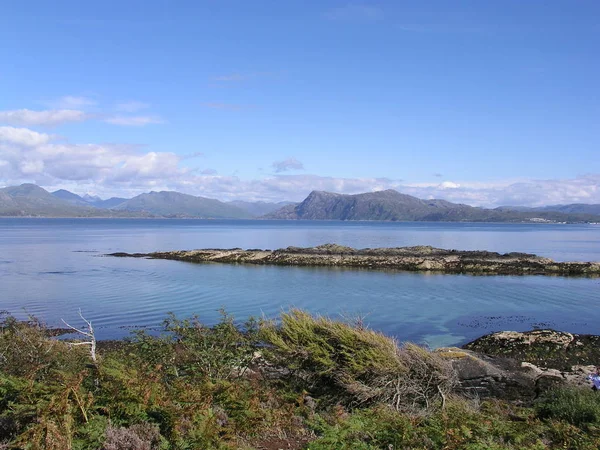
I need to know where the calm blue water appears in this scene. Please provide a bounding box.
[0,218,599,348]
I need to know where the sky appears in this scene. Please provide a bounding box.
[0,0,598,206]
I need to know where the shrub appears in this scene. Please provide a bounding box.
[307,405,418,449]
[260,309,455,412]
[535,387,600,427]
[0,314,88,381]
[133,310,260,382]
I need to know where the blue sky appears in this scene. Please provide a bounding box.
[0,0,598,206]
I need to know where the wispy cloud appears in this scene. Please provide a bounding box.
[0,109,90,127]
[272,157,305,173]
[115,101,151,113]
[180,152,204,160]
[50,96,97,109]
[104,116,165,127]
[201,168,218,175]
[325,3,384,22]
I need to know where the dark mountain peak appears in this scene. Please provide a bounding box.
[267,188,600,223]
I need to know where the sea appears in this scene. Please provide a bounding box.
[0,218,599,348]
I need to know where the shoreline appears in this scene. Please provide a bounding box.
[1,216,598,224]
[108,243,600,277]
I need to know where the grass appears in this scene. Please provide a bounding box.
[1,310,600,449]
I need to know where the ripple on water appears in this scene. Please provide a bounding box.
[2,220,600,346]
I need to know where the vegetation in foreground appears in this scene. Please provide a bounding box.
[1,310,600,449]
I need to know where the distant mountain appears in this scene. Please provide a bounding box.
[52,189,129,209]
[3,184,599,222]
[0,184,100,217]
[82,194,102,203]
[51,189,91,206]
[113,191,252,219]
[92,197,129,209]
[265,190,600,223]
[228,200,296,217]
[499,204,600,216]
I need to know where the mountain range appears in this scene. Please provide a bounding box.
[265,190,600,223]
[0,184,599,222]
[0,184,290,218]
[496,204,600,216]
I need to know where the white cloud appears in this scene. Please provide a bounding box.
[0,109,90,126]
[439,181,460,189]
[104,116,165,126]
[0,126,52,146]
[0,126,180,186]
[272,157,304,173]
[400,175,600,207]
[115,101,151,113]
[1,126,599,207]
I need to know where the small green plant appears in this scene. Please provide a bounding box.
[153,310,259,381]
[535,387,600,427]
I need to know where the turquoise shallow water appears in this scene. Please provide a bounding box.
[0,218,599,347]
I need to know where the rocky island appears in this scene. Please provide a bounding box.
[108,243,600,276]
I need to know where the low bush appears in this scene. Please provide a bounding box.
[2,311,600,449]
[535,386,600,427]
[129,309,260,382]
[260,309,456,412]
[0,314,88,381]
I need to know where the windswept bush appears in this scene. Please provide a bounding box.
[260,309,456,412]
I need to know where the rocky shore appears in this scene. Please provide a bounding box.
[438,329,600,402]
[108,243,600,276]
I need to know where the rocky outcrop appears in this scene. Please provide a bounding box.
[108,244,600,277]
[464,329,600,371]
[434,330,600,402]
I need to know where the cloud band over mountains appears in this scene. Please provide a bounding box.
[0,124,598,206]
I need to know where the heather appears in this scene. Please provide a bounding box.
[1,311,599,449]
